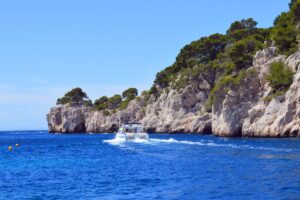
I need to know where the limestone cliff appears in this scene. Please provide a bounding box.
[47,104,91,133]
[47,82,212,134]
[47,48,300,137]
[47,1,300,137]
[142,81,211,133]
[213,48,300,137]
[242,49,300,137]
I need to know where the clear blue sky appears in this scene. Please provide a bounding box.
[0,0,289,130]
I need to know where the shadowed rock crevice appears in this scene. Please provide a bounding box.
[109,124,118,133]
[74,123,86,133]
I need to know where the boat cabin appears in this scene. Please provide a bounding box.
[119,123,146,133]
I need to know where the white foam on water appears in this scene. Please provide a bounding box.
[204,142,293,152]
[103,137,126,146]
[132,138,151,144]
[103,137,150,146]
[104,137,294,152]
[149,138,205,146]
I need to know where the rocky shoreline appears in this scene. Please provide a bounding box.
[47,48,300,137]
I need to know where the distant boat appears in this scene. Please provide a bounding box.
[116,123,149,141]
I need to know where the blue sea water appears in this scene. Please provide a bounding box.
[0,131,300,200]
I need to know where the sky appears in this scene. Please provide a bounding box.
[0,0,290,130]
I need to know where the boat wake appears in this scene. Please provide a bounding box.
[103,137,295,152]
[103,137,151,146]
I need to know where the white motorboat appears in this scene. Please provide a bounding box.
[116,123,149,141]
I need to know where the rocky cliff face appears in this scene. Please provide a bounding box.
[85,97,146,133]
[47,97,146,133]
[47,48,300,137]
[242,49,300,137]
[212,68,261,137]
[47,105,91,133]
[47,81,212,134]
[213,48,300,137]
[142,81,211,133]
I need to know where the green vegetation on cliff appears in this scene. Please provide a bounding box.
[94,96,109,110]
[264,61,294,102]
[57,0,300,112]
[207,68,258,109]
[57,87,91,106]
[152,17,270,94]
[266,61,294,91]
[57,87,140,114]
[271,0,300,55]
[150,0,299,107]
[93,88,139,113]
[122,88,138,101]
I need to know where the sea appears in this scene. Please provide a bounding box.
[0,131,299,200]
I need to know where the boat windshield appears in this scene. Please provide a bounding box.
[122,125,145,133]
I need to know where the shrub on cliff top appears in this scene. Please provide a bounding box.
[272,12,298,55]
[229,37,263,70]
[94,96,109,110]
[108,95,122,109]
[56,87,89,105]
[176,33,228,68]
[227,18,258,42]
[271,0,300,55]
[291,0,300,20]
[266,61,294,91]
[122,88,138,101]
[154,65,178,88]
[153,34,228,89]
[65,88,88,102]
[56,96,71,105]
[152,18,269,92]
[94,88,139,111]
[290,0,298,8]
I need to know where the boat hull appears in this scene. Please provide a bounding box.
[116,132,149,141]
